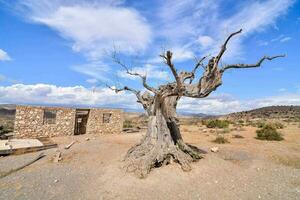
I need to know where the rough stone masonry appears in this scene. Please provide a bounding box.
[14,105,123,138]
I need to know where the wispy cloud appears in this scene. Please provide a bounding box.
[0,49,11,61]
[71,61,111,82]
[157,0,294,62]
[280,37,292,42]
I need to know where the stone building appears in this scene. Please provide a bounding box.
[14,105,124,138]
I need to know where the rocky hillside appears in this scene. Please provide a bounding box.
[224,106,300,120]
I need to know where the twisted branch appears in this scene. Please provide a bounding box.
[220,55,286,73]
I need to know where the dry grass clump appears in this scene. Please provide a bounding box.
[123,119,134,128]
[256,125,284,141]
[212,135,230,144]
[180,118,202,126]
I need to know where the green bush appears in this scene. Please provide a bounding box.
[202,119,229,129]
[0,125,12,139]
[123,120,133,128]
[256,125,284,141]
[238,120,244,124]
[212,135,229,144]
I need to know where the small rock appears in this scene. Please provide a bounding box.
[53,150,62,163]
[85,138,90,141]
[54,179,59,183]
[211,147,219,152]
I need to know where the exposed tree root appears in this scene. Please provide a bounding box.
[124,139,204,178]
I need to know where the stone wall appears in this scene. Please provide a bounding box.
[14,105,76,138]
[86,108,123,134]
[13,105,124,138]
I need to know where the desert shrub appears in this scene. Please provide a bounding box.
[203,119,229,129]
[238,120,244,124]
[0,125,12,139]
[272,122,284,129]
[123,120,133,128]
[212,135,229,144]
[0,125,10,133]
[256,125,284,141]
[256,121,266,128]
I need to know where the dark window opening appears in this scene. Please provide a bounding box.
[43,110,57,124]
[103,113,112,123]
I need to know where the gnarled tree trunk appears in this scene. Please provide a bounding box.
[124,95,203,178]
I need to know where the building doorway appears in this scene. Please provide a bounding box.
[74,109,90,135]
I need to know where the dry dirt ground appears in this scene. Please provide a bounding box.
[0,124,300,200]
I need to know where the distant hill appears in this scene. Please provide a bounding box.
[223,106,300,120]
[177,112,217,118]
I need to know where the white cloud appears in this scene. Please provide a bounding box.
[278,88,287,92]
[197,35,214,48]
[171,47,195,61]
[86,79,98,84]
[1,84,299,114]
[0,49,11,61]
[0,83,139,110]
[19,0,152,60]
[178,93,300,115]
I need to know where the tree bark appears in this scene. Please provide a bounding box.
[124,95,203,178]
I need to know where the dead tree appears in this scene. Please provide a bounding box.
[109,29,284,178]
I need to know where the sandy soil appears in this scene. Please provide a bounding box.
[0,124,299,200]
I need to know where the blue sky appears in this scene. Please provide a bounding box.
[0,0,299,114]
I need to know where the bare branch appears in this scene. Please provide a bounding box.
[160,51,182,91]
[188,55,209,84]
[106,84,139,95]
[220,55,285,73]
[215,29,242,64]
[112,53,158,93]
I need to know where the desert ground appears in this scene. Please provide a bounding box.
[0,121,300,200]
